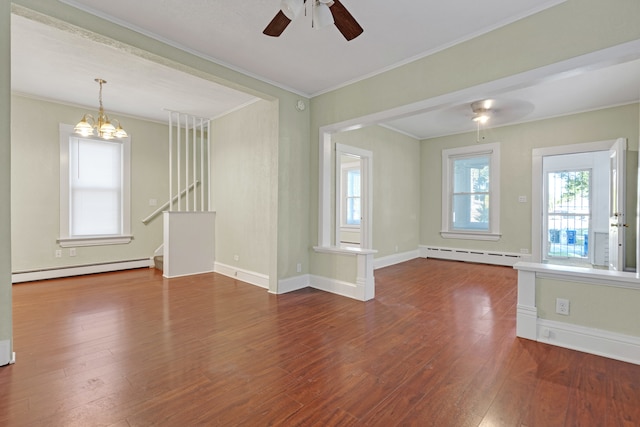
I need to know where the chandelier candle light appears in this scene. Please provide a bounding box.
[74,78,127,140]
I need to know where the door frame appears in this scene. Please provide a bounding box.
[531,139,623,264]
[335,143,373,249]
[608,138,627,270]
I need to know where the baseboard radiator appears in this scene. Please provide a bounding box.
[12,258,154,283]
[420,245,531,267]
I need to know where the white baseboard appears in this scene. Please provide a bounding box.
[420,245,531,267]
[214,262,269,289]
[275,274,367,301]
[374,249,420,269]
[535,319,640,365]
[0,340,15,366]
[310,274,363,300]
[12,258,154,283]
[276,274,310,294]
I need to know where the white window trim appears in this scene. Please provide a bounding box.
[340,161,361,229]
[441,142,501,241]
[58,123,132,247]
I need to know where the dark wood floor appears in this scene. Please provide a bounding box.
[2,259,639,426]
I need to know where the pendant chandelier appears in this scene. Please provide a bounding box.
[74,78,127,140]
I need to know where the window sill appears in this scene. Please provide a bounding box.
[313,246,377,256]
[440,231,501,241]
[58,235,133,247]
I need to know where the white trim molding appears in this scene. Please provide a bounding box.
[0,340,15,366]
[276,246,377,301]
[12,258,154,283]
[420,245,530,267]
[514,262,640,365]
[214,262,269,289]
[313,246,376,301]
[275,274,311,295]
[374,249,420,270]
[536,319,640,366]
[275,273,373,302]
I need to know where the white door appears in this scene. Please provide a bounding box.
[608,138,627,271]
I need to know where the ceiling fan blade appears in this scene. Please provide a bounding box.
[263,10,292,37]
[328,0,363,41]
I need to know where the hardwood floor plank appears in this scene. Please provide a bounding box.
[2,260,639,426]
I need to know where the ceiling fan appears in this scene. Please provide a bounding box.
[263,0,364,41]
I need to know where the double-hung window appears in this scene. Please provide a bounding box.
[59,124,131,247]
[441,143,500,240]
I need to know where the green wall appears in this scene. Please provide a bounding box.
[331,125,421,258]
[211,99,277,277]
[2,0,639,362]
[10,0,311,290]
[537,278,640,337]
[11,95,169,271]
[421,103,639,268]
[308,0,640,278]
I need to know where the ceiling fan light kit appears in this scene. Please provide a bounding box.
[281,0,304,20]
[471,99,493,124]
[471,99,493,143]
[313,1,334,28]
[263,0,363,41]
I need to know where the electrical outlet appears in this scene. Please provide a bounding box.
[296,263,302,273]
[520,248,529,254]
[233,254,239,261]
[556,298,570,315]
[55,249,62,258]
[518,195,527,203]
[69,248,76,257]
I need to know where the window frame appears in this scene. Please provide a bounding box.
[58,123,132,247]
[341,163,361,228]
[441,143,501,241]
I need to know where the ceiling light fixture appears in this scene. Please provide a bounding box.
[74,78,127,140]
[314,0,334,28]
[471,99,493,124]
[471,99,493,142]
[281,0,304,20]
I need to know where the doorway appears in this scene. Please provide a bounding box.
[533,139,626,270]
[544,167,593,266]
[337,154,362,247]
[335,143,372,249]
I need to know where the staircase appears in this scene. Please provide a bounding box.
[154,255,163,272]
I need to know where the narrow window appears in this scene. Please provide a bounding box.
[344,168,361,226]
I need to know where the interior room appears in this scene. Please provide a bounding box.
[1,0,639,425]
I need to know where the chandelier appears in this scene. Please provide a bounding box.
[74,78,127,140]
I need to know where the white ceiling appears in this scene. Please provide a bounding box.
[10,0,640,139]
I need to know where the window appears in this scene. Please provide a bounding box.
[343,167,361,226]
[59,124,131,247]
[441,143,500,240]
[546,169,591,261]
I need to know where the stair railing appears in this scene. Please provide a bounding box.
[167,110,211,213]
